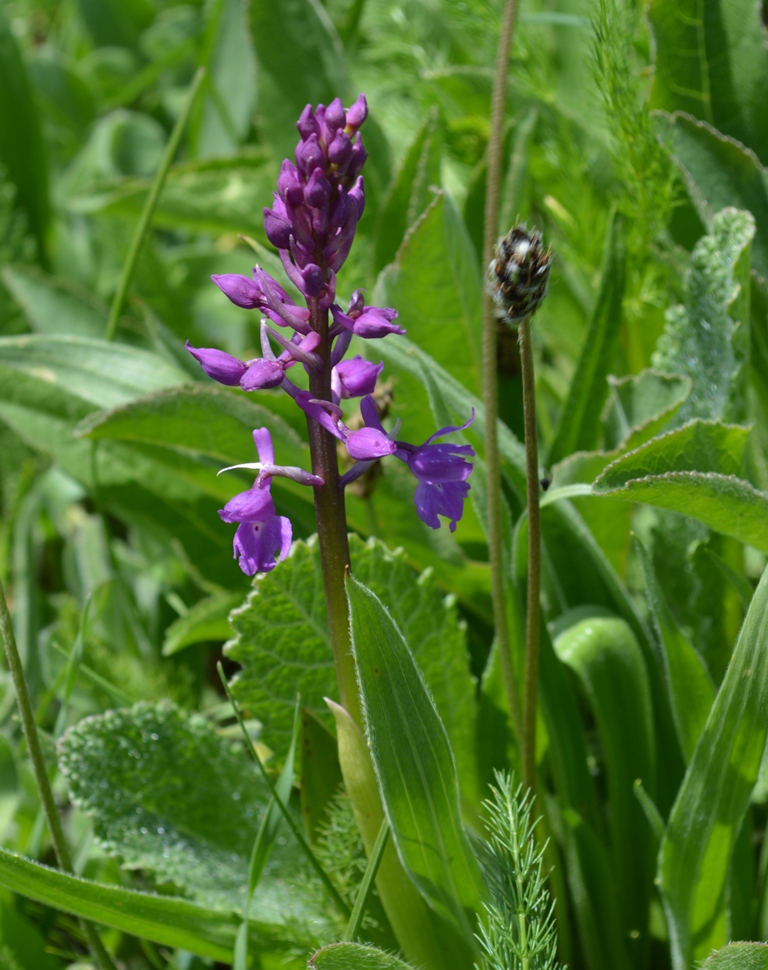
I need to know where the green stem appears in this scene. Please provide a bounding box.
[105,66,205,341]
[481,0,521,739]
[519,316,541,793]
[306,299,362,729]
[0,579,118,970]
[342,816,389,941]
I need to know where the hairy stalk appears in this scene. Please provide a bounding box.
[306,299,362,729]
[481,0,521,739]
[519,316,540,792]
[0,579,118,970]
[105,66,205,341]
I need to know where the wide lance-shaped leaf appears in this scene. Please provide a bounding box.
[375,192,483,397]
[554,617,656,963]
[0,8,49,256]
[658,563,768,968]
[226,535,476,780]
[373,107,443,275]
[311,943,416,970]
[648,0,768,165]
[655,112,768,283]
[652,207,755,423]
[0,265,105,337]
[0,845,289,961]
[346,573,483,945]
[702,943,768,969]
[72,156,274,239]
[592,422,768,552]
[248,0,348,164]
[58,701,322,938]
[548,210,626,464]
[602,370,692,451]
[635,537,716,762]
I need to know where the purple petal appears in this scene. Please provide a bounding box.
[186,342,247,386]
[253,427,275,465]
[210,274,264,310]
[300,263,324,297]
[345,426,396,460]
[413,480,470,532]
[233,516,292,575]
[403,442,475,483]
[335,356,383,398]
[218,486,275,524]
[424,409,476,445]
[241,358,285,391]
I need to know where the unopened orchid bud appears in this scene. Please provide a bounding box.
[210,274,263,309]
[346,134,368,180]
[241,358,285,391]
[305,168,332,209]
[277,160,304,207]
[264,207,293,249]
[296,104,320,140]
[328,130,353,167]
[186,342,247,385]
[345,93,368,131]
[325,98,346,136]
[300,263,324,297]
[295,133,327,177]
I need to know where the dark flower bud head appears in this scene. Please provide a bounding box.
[186,341,247,385]
[489,224,551,325]
[277,160,304,207]
[345,94,368,131]
[295,133,326,177]
[264,207,293,250]
[304,168,332,209]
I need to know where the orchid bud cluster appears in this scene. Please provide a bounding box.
[187,95,474,576]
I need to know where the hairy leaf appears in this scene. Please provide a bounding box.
[602,370,692,450]
[702,943,768,969]
[311,942,416,970]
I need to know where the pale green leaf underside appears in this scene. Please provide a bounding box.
[311,942,416,970]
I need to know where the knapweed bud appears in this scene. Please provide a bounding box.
[489,224,551,325]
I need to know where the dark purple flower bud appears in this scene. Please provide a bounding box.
[328,130,353,168]
[233,517,292,575]
[186,341,247,386]
[210,274,264,310]
[345,94,368,131]
[241,358,285,391]
[300,263,324,297]
[305,168,332,209]
[348,177,365,219]
[218,486,275,524]
[325,214,358,272]
[277,160,304,207]
[264,207,293,250]
[329,187,352,231]
[297,104,320,140]
[295,134,327,177]
[347,134,368,179]
[333,356,384,398]
[325,97,346,135]
[345,426,397,461]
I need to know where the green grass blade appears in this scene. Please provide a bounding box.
[343,818,390,942]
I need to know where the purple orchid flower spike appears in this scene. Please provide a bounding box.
[394,413,475,532]
[217,429,294,576]
[330,290,404,339]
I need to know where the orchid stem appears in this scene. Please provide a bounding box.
[481,0,522,741]
[306,299,362,729]
[0,579,118,970]
[519,315,541,793]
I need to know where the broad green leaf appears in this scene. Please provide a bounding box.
[375,193,483,397]
[1,265,105,337]
[702,943,768,969]
[652,208,755,423]
[602,370,692,451]
[649,0,768,165]
[58,701,317,931]
[659,563,768,968]
[373,107,443,274]
[554,616,655,957]
[635,537,715,762]
[655,112,768,283]
[0,8,50,257]
[311,942,416,970]
[248,0,348,163]
[592,422,768,551]
[162,591,243,656]
[0,335,186,409]
[548,211,626,464]
[0,845,286,961]
[346,573,483,944]
[226,536,476,776]
[72,156,273,239]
